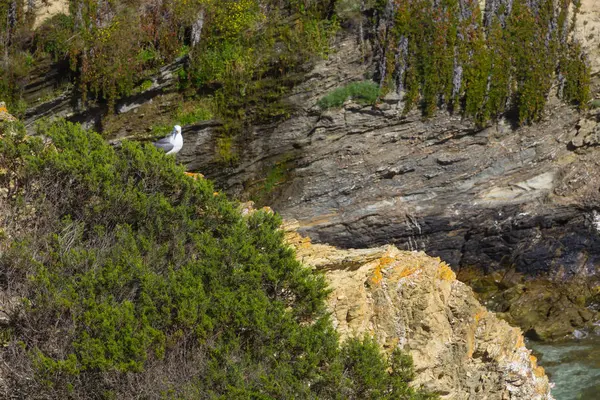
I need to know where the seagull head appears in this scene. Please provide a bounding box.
[173,125,182,136]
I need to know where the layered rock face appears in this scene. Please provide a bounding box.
[177,36,600,281]
[174,31,600,337]
[284,220,553,399]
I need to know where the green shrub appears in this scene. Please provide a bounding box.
[0,120,437,399]
[35,14,74,61]
[177,104,213,125]
[328,336,438,400]
[589,99,600,109]
[318,81,380,109]
[139,79,153,92]
[150,100,213,135]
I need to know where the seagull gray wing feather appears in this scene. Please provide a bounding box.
[153,137,174,152]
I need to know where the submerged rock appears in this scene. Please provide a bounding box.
[458,268,600,341]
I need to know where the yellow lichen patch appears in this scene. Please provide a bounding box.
[369,254,404,285]
[369,264,384,286]
[379,255,396,267]
[528,354,546,378]
[184,172,204,180]
[436,263,456,281]
[398,266,419,278]
[533,365,546,378]
[473,309,487,324]
[515,335,525,350]
[529,354,538,367]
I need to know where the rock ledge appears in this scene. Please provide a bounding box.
[284,219,553,400]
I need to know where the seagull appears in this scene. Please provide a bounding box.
[153,125,183,155]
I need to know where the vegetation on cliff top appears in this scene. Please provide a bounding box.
[0,0,338,139]
[374,0,590,125]
[0,0,592,134]
[0,120,437,399]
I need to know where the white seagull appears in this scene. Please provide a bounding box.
[153,125,183,155]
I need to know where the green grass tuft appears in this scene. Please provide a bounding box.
[317,81,380,109]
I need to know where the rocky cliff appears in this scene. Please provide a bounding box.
[177,17,600,338]
[5,0,599,397]
[281,216,552,399]
[175,35,600,277]
[21,0,600,338]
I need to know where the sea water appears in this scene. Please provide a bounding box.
[528,335,600,400]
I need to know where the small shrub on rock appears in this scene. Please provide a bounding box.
[318,81,380,109]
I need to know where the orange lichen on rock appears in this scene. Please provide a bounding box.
[436,263,456,281]
[379,255,395,267]
[0,101,17,122]
[527,355,546,378]
[184,171,205,180]
[369,264,384,286]
[529,354,538,365]
[515,335,525,350]
[397,265,419,279]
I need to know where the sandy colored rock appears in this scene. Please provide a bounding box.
[31,0,69,29]
[575,0,600,75]
[284,224,553,400]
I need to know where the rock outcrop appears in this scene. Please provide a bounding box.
[458,268,599,341]
[178,34,600,335]
[283,219,553,399]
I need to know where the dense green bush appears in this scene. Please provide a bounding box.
[318,81,380,109]
[0,120,436,399]
[34,14,74,61]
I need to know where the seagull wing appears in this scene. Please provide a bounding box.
[153,137,175,153]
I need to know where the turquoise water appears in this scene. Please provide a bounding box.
[528,335,600,400]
